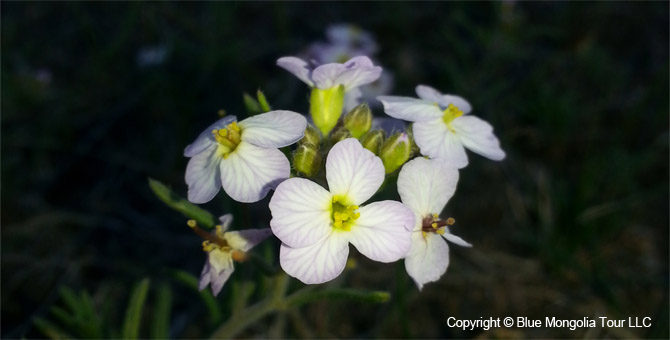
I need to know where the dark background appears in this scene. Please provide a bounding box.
[2,1,668,339]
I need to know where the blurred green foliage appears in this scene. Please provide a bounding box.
[1,1,668,339]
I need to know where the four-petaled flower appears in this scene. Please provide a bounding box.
[378,85,505,168]
[184,110,306,203]
[397,157,472,290]
[269,138,415,284]
[194,214,272,296]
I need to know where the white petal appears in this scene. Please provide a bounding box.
[397,158,459,217]
[443,230,472,248]
[349,201,414,262]
[277,56,314,87]
[279,232,350,284]
[209,266,234,296]
[312,63,347,89]
[269,178,333,249]
[377,96,443,122]
[224,228,273,252]
[185,143,222,203]
[198,259,212,290]
[239,110,307,148]
[404,232,450,291]
[415,85,472,113]
[451,116,506,161]
[335,56,382,91]
[326,138,384,205]
[220,141,289,203]
[413,119,469,168]
[218,214,233,232]
[184,116,237,157]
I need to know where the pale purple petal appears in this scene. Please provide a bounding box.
[377,96,443,122]
[185,143,222,204]
[224,229,273,252]
[348,201,414,262]
[209,266,234,296]
[413,119,469,168]
[415,85,472,113]
[277,56,314,87]
[218,214,233,232]
[219,141,290,203]
[405,232,450,291]
[325,138,384,205]
[239,110,307,148]
[397,158,459,217]
[443,230,472,248]
[312,63,347,89]
[334,56,382,91]
[270,178,333,249]
[451,116,506,161]
[184,115,237,157]
[279,232,349,284]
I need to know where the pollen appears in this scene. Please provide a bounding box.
[331,196,360,231]
[212,121,242,158]
[442,104,464,132]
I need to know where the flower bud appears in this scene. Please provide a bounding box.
[343,103,372,138]
[300,123,322,147]
[293,143,322,177]
[380,132,412,174]
[310,85,345,136]
[329,127,351,144]
[359,129,385,155]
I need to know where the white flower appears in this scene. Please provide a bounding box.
[184,110,306,203]
[397,157,472,290]
[269,138,415,284]
[195,214,272,296]
[378,85,505,168]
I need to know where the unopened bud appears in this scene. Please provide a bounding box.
[343,103,372,138]
[300,123,322,147]
[330,127,351,144]
[380,132,412,174]
[256,89,271,112]
[293,143,322,177]
[360,129,385,155]
[310,85,345,136]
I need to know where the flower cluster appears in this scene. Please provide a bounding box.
[183,30,505,295]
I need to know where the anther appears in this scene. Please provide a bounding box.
[447,217,455,225]
[187,220,197,228]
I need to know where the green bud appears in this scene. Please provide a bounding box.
[329,127,351,144]
[310,85,345,136]
[343,103,372,138]
[359,129,385,155]
[300,123,322,147]
[380,132,412,174]
[293,143,321,177]
[256,89,271,112]
[243,92,262,115]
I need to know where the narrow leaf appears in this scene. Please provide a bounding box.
[122,278,151,339]
[148,178,216,229]
[285,288,390,307]
[256,89,271,112]
[151,283,172,339]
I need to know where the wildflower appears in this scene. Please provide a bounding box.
[184,110,306,203]
[397,157,472,290]
[191,215,272,296]
[378,85,505,168]
[277,56,381,136]
[269,138,414,284]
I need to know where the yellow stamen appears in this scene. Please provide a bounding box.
[331,196,360,231]
[187,220,197,228]
[212,122,242,158]
[447,217,456,225]
[442,104,464,132]
[431,222,438,229]
[436,228,445,235]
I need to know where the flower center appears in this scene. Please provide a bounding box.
[187,220,246,261]
[212,121,241,159]
[441,104,464,133]
[421,213,455,239]
[331,195,360,231]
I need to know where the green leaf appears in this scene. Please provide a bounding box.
[151,283,172,339]
[170,270,222,325]
[285,288,391,307]
[148,178,216,229]
[122,278,151,339]
[256,89,271,112]
[243,92,262,115]
[33,317,73,340]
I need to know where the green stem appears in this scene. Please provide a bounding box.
[209,273,289,339]
[284,288,390,307]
